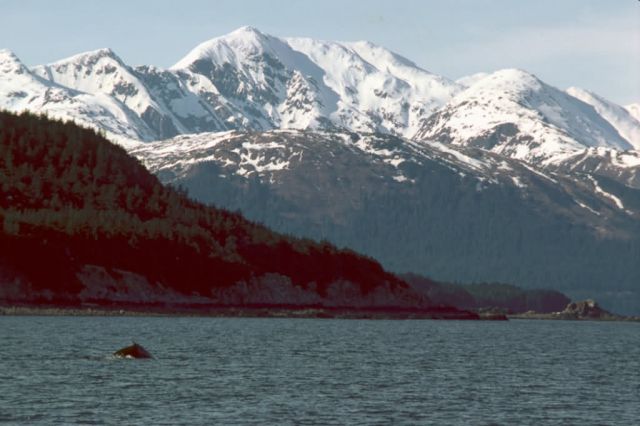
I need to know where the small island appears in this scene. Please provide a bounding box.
[510,299,640,322]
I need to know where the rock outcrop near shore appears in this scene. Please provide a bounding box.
[513,299,640,321]
[560,300,610,319]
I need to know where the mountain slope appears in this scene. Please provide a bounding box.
[566,87,640,150]
[415,69,634,165]
[132,65,231,135]
[132,129,640,314]
[0,110,446,312]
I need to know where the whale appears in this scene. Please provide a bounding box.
[113,342,153,359]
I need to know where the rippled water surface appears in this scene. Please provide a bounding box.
[1,317,638,425]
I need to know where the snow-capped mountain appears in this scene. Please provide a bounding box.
[0,49,145,147]
[414,69,634,166]
[31,48,177,141]
[30,48,232,141]
[4,27,637,164]
[14,26,460,142]
[170,26,461,136]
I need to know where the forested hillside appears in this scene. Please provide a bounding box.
[0,111,427,309]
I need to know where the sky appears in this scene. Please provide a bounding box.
[1,0,639,104]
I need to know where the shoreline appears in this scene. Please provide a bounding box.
[508,312,640,322]
[3,305,638,321]
[0,304,486,320]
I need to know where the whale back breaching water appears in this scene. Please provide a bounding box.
[113,342,153,359]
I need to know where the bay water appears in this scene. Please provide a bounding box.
[1,317,638,425]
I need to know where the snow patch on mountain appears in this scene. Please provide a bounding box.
[587,175,625,210]
[575,200,600,216]
[578,147,640,168]
[428,141,489,172]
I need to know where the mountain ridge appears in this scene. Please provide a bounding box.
[414,68,634,165]
[3,27,463,140]
[2,28,639,313]
[2,27,636,160]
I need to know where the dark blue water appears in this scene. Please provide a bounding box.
[0,317,638,425]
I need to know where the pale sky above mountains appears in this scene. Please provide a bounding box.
[1,0,638,104]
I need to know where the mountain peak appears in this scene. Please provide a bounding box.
[0,49,28,74]
[477,68,541,88]
[0,48,18,59]
[46,47,124,67]
[222,25,271,48]
[415,67,633,162]
[171,26,274,70]
[452,68,545,103]
[230,25,265,37]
